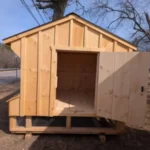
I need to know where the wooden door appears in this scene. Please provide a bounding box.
[96,52,150,128]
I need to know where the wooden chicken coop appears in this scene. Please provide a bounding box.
[3,13,150,136]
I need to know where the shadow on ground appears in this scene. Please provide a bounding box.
[28,128,150,150]
[0,81,20,136]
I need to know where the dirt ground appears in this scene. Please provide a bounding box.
[1,82,150,150]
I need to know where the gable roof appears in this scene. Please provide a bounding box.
[3,13,136,50]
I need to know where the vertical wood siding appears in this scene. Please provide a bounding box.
[10,18,136,119]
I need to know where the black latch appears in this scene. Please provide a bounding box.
[141,86,144,92]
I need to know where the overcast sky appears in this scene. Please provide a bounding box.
[1,0,148,43]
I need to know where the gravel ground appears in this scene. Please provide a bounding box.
[1,81,150,150]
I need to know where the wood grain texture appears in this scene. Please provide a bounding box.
[87,27,99,48]
[11,40,21,57]
[96,53,115,118]
[57,21,70,46]
[72,21,84,47]
[9,97,20,116]
[20,37,26,116]
[102,35,114,52]
[37,28,54,116]
[112,53,132,122]
[128,52,150,127]
[25,34,38,116]
[49,47,57,116]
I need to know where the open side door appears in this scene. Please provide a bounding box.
[96,52,150,128]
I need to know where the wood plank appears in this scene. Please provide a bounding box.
[84,26,88,47]
[112,53,132,122]
[25,34,38,116]
[53,110,95,117]
[96,52,115,118]
[102,35,114,52]
[95,53,100,112]
[99,33,103,48]
[56,46,104,52]
[128,52,150,127]
[37,31,42,115]
[38,28,54,116]
[26,117,32,128]
[113,41,117,52]
[72,20,84,47]
[9,117,16,131]
[69,19,73,47]
[54,25,58,46]
[49,46,57,116]
[20,37,26,116]
[11,40,21,57]
[87,27,99,48]
[57,21,70,46]
[66,117,71,128]
[116,43,128,52]
[9,97,20,116]
[10,127,121,135]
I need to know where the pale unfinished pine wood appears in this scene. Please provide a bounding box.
[49,46,57,116]
[9,117,16,131]
[6,13,150,133]
[25,34,38,116]
[87,27,99,48]
[37,31,42,115]
[4,15,74,44]
[11,40,21,57]
[57,21,70,46]
[26,117,32,128]
[39,28,54,116]
[112,53,132,122]
[102,35,114,52]
[10,126,122,135]
[116,43,128,52]
[69,19,73,47]
[4,14,136,51]
[99,33,103,48]
[9,96,19,116]
[96,53,115,118]
[84,25,88,47]
[20,37,26,116]
[74,16,136,50]
[72,20,84,47]
[127,52,150,127]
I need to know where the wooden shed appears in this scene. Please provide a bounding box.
[3,13,150,135]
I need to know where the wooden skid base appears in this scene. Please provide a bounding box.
[9,116,125,135]
[11,127,122,135]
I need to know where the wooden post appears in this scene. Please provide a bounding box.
[25,117,32,139]
[116,121,125,134]
[66,117,71,129]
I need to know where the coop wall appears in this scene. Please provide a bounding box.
[9,18,136,117]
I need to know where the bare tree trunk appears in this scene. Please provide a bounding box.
[52,0,67,20]
[36,0,67,21]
